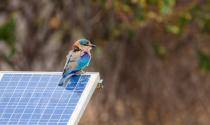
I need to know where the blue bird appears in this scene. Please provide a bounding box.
[58,39,96,87]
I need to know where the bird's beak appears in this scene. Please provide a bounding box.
[89,44,96,48]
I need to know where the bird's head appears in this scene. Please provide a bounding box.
[73,39,96,53]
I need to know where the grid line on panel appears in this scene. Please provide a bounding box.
[57,75,85,123]
[0,87,61,89]
[46,84,69,123]
[0,75,13,117]
[36,75,61,125]
[0,74,22,120]
[0,73,94,125]
[0,103,78,108]
[28,75,54,124]
[16,74,42,125]
[57,76,81,123]
[0,74,13,98]
[0,88,86,93]
[0,121,69,124]
[0,76,11,94]
[1,112,75,116]
[66,75,90,124]
[25,75,52,125]
[42,77,77,124]
[7,74,25,124]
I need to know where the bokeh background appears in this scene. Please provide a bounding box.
[1,0,210,125]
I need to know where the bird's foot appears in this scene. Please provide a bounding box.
[81,70,85,74]
[76,70,86,75]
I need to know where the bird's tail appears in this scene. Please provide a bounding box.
[62,70,78,78]
[58,70,79,87]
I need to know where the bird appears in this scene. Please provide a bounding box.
[58,39,96,87]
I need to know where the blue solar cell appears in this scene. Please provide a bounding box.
[21,76,31,82]
[14,108,24,113]
[1,76,11,81]
[0,73,92,124]
[11,75,22,81]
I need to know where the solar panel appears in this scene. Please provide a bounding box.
[0,72,100,125]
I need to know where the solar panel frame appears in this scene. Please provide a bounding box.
[0,71,100,125]
[0,74,2,80]
[68,72,99,125]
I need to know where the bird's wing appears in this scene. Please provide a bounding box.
[75,52,91,71]
[63,51,72,72]
[63,50,82,73]
[63,55,69,70]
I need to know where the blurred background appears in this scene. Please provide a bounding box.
[0,0,210,125]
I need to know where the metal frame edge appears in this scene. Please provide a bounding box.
[0,73,3,81]
[0,71,100,124]
[67,73,100,125]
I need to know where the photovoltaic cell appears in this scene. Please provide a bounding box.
[0,72,99,125]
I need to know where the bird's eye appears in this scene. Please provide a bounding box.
[80,39,90,46]
[84,42,90,46]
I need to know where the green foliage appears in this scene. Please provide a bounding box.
[153,42,167,58]
[0,18,16,56]
[179,14,191,27]
[165,24,181,35]
[165,13,191,35]
[160,0,176,15]
[133,6,145,21]
[190,1,210,33]
[198,51,210,72]
[147,0,158,5]
[0,18,16,45]
[202,18,210,33]
[127,29,135,41]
